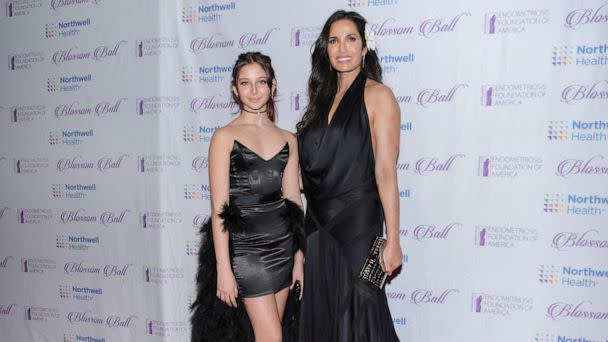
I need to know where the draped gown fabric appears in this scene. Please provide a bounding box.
[191,139,305,342]
[298,71,400,342]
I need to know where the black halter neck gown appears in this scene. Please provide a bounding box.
[298,71,400,341]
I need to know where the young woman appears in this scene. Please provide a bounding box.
[297,10,402,341]
[191,52,305,342]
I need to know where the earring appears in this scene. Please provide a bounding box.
[362,55,366,69]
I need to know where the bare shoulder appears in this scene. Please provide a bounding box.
[280,128,298,146]
[210,126,235,150]
[365,80,396,102]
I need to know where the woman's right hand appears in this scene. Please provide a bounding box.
[216,266,239,307]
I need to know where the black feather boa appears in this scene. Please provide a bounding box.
[190,199,304,342]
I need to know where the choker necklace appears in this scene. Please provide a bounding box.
[242,108,267,116]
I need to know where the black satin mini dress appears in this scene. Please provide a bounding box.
[226,140,295,297]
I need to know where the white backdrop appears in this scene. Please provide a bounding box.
[1,0,607,341]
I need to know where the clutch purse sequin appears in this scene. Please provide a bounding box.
[358,236,387,289]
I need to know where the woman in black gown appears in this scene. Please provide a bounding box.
[297,11,403,341]
[191,52,305,342]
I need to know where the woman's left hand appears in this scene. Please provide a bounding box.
[291,250,304,300]
[382,240,403,277]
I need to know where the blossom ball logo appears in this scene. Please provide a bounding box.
[547,121,569,140]
[556,155,608,178]
[409,289,459,306]
[50,0,102,10]
[409,222,460,242]
[190,96,236,113]
[547,301,608,320]
[543,193,564,213]
[238,28,278,49]
[416,84,468,107]
[189,34,234,54]
[0,304,16,317]
[192,213,209,229]
[191,156,208,173]
[538,265,559,284]
[413,154,465,175]
[1,256,13,269]
[552,46,573,66]
[565,3,608,30]
[561,80,608,105]
[552,229,608,251]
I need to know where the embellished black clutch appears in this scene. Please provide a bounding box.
[358,236,387,289]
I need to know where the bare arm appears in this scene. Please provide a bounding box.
[208,128,238,306]
[282,132,304,208]
[368,84,402,275]
[282,132,305,298]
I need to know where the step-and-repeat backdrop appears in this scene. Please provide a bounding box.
[1,0,606,341]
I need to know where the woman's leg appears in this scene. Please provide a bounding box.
[243,291,285,342]
[274,287,290,320]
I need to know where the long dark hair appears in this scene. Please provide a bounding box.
[296,10,382,134]
[231,52,277,122]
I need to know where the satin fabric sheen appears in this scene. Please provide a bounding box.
[298,72,400,341]
[229,140,295,297]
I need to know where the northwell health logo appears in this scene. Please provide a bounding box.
[552,43,608,67]
[539,265,606,288]
[544,193,608,216]
[548,120,608,142]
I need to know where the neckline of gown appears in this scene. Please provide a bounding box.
[233,139,289,163]
[326,71,366,128]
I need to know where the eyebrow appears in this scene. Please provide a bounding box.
[328,33,359,39]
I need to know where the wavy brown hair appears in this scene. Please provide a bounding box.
[296,10,382,134]
[231,52,277,122]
